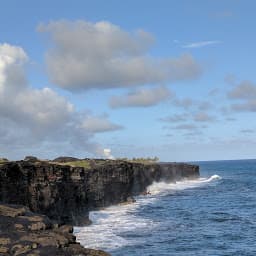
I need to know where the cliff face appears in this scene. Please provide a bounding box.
[0,160,199,225]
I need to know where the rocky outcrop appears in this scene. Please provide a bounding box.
[0,204,109,256]
[0,160,199,225]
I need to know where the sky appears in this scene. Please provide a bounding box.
[0,0,256,161]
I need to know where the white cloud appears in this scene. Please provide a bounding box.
[109,85,172,108]
[103,148,115,159]
[174,98,194,109]
[173,124,198,130]
[0,43,122,159]
[193,112,215,122]
[0,44,74,134]
[227,81,256,112]
[160,113,188,123]
[240,129,254,134]
[227,81,256,99]
[0,43,28,93]
[38,20,202,91]
[182,40,221,49]
[231,101,256,112]
[81,115,123,133]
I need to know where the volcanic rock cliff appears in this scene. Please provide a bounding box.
[0,159,199,225]
[0,159,199,255]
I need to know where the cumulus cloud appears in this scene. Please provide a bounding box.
[173,124,198,130]
[227,81,256,112]
[80,115,123,133]
[198,101,213,110]
[240,129,254,134]
[173,98,194,109]
[182,40,221,49]
[0,44,73,134]
[231,101,256,112]
[109,85,172,108]
[0,43,122,159]
[160,113,188,123]
[193,112,215,122]
[227,81,256,99]
[38,20,202,91]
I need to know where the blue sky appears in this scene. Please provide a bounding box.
[0,0,255,161]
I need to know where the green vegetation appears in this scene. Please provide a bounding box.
[52,157,159,169]
[0,158,8,166]
[59,160,91,169]
[117,156,159,164]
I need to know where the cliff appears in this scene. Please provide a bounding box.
[0,159,199,225]
[0,158,199,255]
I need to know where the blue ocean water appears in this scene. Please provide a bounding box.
[75,159,256,256]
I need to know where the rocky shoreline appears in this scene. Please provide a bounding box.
[0,204,109,256]
[0,158,199,255]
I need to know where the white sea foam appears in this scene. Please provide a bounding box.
[147,174,221,195]
[74,200,156,250]
[74,174,221,251]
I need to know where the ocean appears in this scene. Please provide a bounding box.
[74,159,256,256]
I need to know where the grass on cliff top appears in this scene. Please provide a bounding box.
[53,160,91,169]
[65,160,91,169]
[117,157,159,165]
[53,157,159,169]
[0,158,8,165]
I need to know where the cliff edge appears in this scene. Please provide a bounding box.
[0,159,199,225]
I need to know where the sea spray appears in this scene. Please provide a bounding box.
[75,174,221,251]
[147,174,221,195]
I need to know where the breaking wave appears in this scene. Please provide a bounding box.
[147,174,221,195]
[74,174,221,252]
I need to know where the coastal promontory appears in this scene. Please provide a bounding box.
[0,157,199,255]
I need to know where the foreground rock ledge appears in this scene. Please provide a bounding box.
[0,204,109,256]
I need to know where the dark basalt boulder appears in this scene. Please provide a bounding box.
[0,204,110,256]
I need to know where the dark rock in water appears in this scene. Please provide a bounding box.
[0,160,199,225]
[0,204,110,256]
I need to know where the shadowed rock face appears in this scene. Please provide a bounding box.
[0,160,199,225]
[0,204,110,256]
